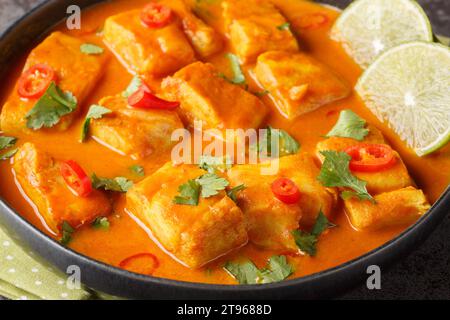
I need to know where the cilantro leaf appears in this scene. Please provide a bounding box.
[318,151,374,202]
[224,260,263,284]
[262,255,295,283]
[80,105,112,142]
[92,217,110,230]
[196,173,229,198]
[224,255,294,285]
[198,155,232,173]
[61,221,74,245]
[25,82,77,130]
[311,210,336,236]
[326,109,369,141]
[254,126,300,157]
[225,53,246,85]
[292,211,335,256]
[91,174,133,193]
[0,136,17,150]
[122,75,142,98]
[277,22,291,31]
[86,104,112,120]
[227,184,246,203]
[129,165,145,177]
[292,230,318,256]
[173,179,201,206]
[173,173,230,206]
[0,148,18,161]
[80,43,104,55]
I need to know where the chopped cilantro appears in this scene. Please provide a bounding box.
[173,179,201,206]
[292,231,317,256]
[0,148,18,161]
[224,260,262,285]
[91,174,133,193]
[326,109,369,141]
[224,255,294,284]
[61,221,74,245]
[122,75,142,98]
[254,126,300,157]
[0,136,17,150]
[196,173,229,198]
[198,155,232,173]
[92,217,110,230]
[292,211,335,256]
[25,82,77,130]
[225,53,246,85]
[129,165,145,177]
[80,43,104,55]
[0,136,18,161]
[173,173,230,206]
[318,151,374,202]
[277,22,291,31]
[227,184,246,203]
[80,105,112,142]
[263,255,295,283]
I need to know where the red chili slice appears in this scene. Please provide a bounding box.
[119,253,160,276]
[60,160,93,197]
[296,13,329,30]
[17,64,57,99]
[140,3,173,28]
[271,178,301,204]
[128,85,180,110]
[345,144,397,173]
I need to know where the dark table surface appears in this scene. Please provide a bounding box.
[0,0,449,300]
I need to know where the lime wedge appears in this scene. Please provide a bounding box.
[356,42,450,156]
[331,0,433,68]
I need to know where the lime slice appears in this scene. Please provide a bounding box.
[331,0,433,68]
[356,42,450,156]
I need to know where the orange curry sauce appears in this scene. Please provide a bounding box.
[0,0,449,285]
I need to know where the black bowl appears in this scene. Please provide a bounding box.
[0,0,449,300]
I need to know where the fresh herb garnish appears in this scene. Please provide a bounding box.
[225,53,246,85]
[254,126,300,157]
[0,136,17,150]
[224,255,294,284]
[173,173,229,206]
[0,148,18,161]
[122,75,142,98]
[25,82,77,130]
[196,173,229,198]
[0,136,18,161]
[292,211,335,256]
[129,165,145,177]
[227,184,246,203]
[198,155,232,173]
[80,43,104,55]
[326,109,369,141]
[61,221,74,245]
[318,151,374,202]
[277,22,291,31]
[92,217,110,230]
[91,174,133,193]
[80,105,112,142]
[173,179,201,206]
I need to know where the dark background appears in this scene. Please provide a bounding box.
[0,0,449,300]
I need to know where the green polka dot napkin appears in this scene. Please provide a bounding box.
[0,227,91,300]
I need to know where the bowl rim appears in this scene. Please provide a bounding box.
[0,0,449,296]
